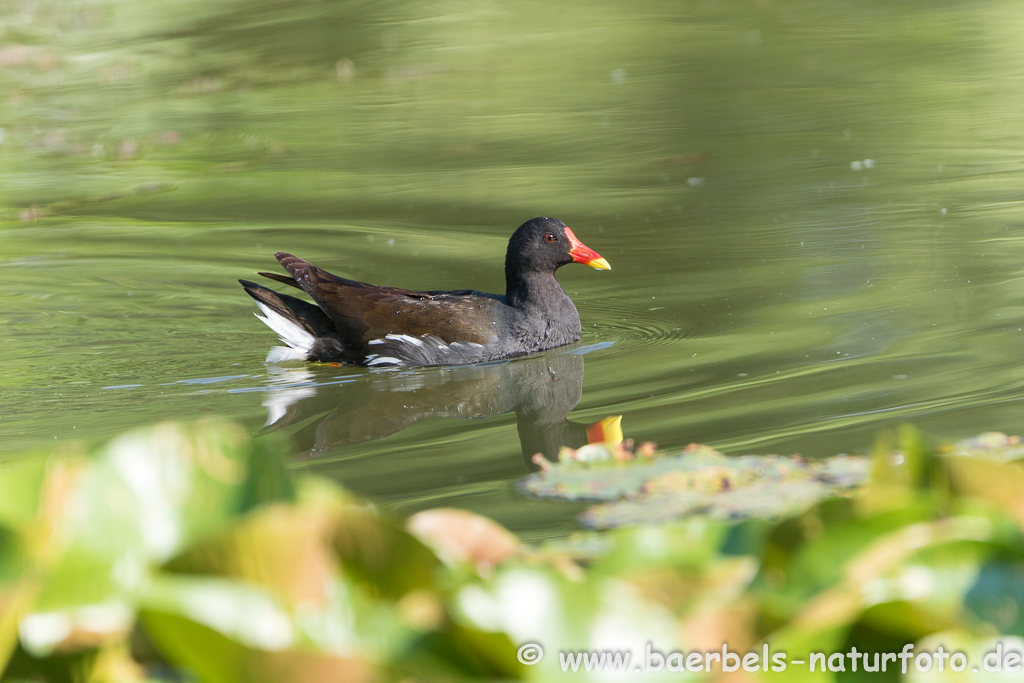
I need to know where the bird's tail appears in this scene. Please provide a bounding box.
[239,279,349,362]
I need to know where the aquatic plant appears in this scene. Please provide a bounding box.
[2,422,1024,681]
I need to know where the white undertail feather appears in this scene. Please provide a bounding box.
[254,302,314,362]
[265,346,308,363]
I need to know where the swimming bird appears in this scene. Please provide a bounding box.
[240,217,609,367]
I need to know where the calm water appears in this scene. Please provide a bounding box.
[4,0,1024,538]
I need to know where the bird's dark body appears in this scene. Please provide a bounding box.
[240,217,604,367]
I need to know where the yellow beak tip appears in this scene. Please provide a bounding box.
[588,257,611,271]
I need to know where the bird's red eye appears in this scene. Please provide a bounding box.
[544,233,557,243]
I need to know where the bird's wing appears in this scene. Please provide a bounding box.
[274,252,501,349]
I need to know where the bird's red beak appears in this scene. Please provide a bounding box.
[565,227,611,270]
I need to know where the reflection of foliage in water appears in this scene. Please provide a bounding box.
[2,421,1024,680]
[3,0,1020,228]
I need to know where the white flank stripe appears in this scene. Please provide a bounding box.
[368,339,385,345]
[254,303,315,355]
[385,333,425,348]
[367,356,402,366]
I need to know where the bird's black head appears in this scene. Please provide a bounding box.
[505,217,610,279]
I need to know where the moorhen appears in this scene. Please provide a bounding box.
[240,217,610,366]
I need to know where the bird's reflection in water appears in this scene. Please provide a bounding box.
[260,350,612,468]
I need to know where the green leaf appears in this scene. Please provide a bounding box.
[333,507,442,600]
[0,454,47,531]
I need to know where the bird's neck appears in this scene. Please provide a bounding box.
[505,268,566,309]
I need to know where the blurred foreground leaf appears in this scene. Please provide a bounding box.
[0,421,508,682]
[6,423,1024,682]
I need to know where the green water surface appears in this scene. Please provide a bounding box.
[4,0,1024,538]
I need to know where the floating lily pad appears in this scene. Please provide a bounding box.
[945,431,1024,462]
[519,443,871,528]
